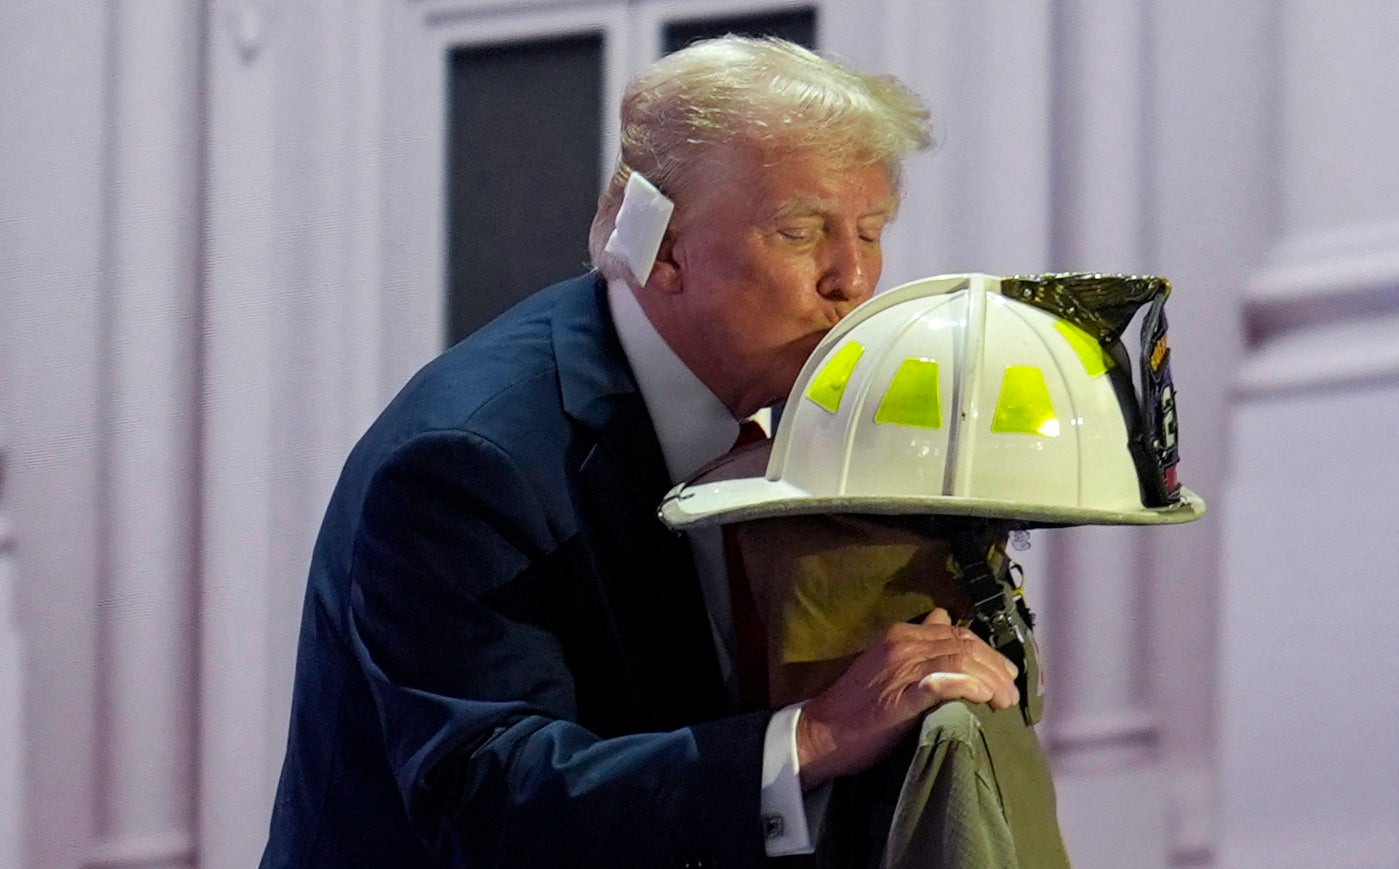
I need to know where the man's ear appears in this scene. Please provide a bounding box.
[647,232,684,296]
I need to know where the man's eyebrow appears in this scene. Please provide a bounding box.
[770,197,900,220]
[770,202,825,220]
[865,197,900,219]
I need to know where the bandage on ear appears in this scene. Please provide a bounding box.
[603,171,674,286]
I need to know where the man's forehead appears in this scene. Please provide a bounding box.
[751,154,898,214]
[684,143,898,221]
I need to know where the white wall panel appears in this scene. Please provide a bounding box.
[1219,385,1399,868]
[254,4,397,803]
[200,1,286,864]
[1246,0,1399,362]
[1214,3,1399,866]
[878,0,1054,284]
[1037,3,1173,863]
[1277,1,1399,239]
[86,5,203,868]
[0,504,20,869]
[1145,2,1275,862]
[198,1,400,865]
[0,3,110,867]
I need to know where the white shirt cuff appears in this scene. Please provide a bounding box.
[760,702,830,856]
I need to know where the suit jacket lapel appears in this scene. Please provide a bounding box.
[554,276,728,728]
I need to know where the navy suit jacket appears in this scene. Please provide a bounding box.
[263,274,774,867]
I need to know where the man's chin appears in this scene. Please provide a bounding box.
[798,328,831,354]
[740,333,834,413]
[770,338,827,401]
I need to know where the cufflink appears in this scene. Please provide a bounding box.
[762,814,786,840]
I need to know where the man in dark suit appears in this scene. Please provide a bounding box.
[263,36,1020,867]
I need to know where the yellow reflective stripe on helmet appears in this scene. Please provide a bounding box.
[1053,319,1112,377]
[805,341,865,412]
[992,365,1060,437]
[874,358,942,428]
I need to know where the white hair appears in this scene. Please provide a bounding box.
[589,36,933,283]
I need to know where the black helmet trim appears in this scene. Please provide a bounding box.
[1000,273,1182,508]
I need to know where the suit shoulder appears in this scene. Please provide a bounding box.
[381,275,604,438]
[333,274,615,496]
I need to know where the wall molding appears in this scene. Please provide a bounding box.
[1043,708,1159,758]
[1236,312,1399,398]
[97,3,201,858]
[1246,221,1399,338]
[1250,221,1399,300]
[83,831,195,869]
[1239,221,1399,396]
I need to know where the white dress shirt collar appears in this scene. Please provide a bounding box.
[606,278,739,483]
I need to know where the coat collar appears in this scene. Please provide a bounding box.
[551,272,638,432]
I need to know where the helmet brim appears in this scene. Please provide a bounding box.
[658,441,1207,529]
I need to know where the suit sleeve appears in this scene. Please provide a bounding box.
[347,429,772,867]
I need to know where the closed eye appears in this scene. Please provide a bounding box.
[858,219,888,244]
[778,226,818,243]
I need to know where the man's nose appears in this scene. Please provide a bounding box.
[816,233,876,303]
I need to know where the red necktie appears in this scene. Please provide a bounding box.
[724,419,770,711]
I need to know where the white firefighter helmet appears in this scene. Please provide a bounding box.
[659,272,1206,528]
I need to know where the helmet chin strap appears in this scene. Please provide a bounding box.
[603,171,674,287]
[942,518,1043,725]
